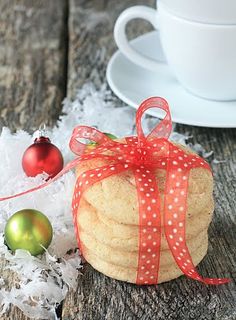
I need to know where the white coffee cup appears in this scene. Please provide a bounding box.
[114,2,236,101]
[161,0,236,24]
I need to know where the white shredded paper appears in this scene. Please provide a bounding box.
[0,83,212,319]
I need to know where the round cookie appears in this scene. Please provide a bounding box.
[79,229,208,268]
[81,239,208,284]
[77,198,213,251]
[76,156,213,225]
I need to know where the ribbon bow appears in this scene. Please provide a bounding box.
[0,97,229,285]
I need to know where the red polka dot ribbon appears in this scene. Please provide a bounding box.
[0,97,230,285]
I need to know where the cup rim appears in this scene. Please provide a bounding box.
[158,2,236,27]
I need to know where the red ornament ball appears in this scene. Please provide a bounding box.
[22,136,64,178]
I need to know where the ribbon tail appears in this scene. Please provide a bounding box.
[164,167,230,285]
[0,158,79,201]
[0,150,125,202]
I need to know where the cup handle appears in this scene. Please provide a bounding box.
[114,6,160,70]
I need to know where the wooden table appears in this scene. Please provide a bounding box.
[0,1,235,319]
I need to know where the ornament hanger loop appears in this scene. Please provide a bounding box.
[38,123,47,138]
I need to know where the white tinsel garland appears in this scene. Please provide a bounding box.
[0,83,211,319]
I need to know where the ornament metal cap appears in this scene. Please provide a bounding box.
[34,124,51,144]
[34,136,51,144]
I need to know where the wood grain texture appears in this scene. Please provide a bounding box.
[0,257,31,320]
[62,0,236,319]
[0,0,68,132]
[67,0,153,99]
[0,0,67,319]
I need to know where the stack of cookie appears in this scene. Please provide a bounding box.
[76,144,214,284]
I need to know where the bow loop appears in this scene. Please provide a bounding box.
[136,97,172,146]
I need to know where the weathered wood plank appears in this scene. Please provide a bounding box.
[0,0,68,133]
[67,0,153,99]
[63,0,236,319]
[0,1,68,319]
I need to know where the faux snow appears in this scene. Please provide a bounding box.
[0,83,212,319]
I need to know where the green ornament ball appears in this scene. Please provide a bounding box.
[87,132,117,147]
[103,132,117,140]
[4,209,53,256]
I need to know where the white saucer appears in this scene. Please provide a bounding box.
[106,31,236,128]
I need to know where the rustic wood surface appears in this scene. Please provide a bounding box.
[0,0,235,319]
[0,0,68,132]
